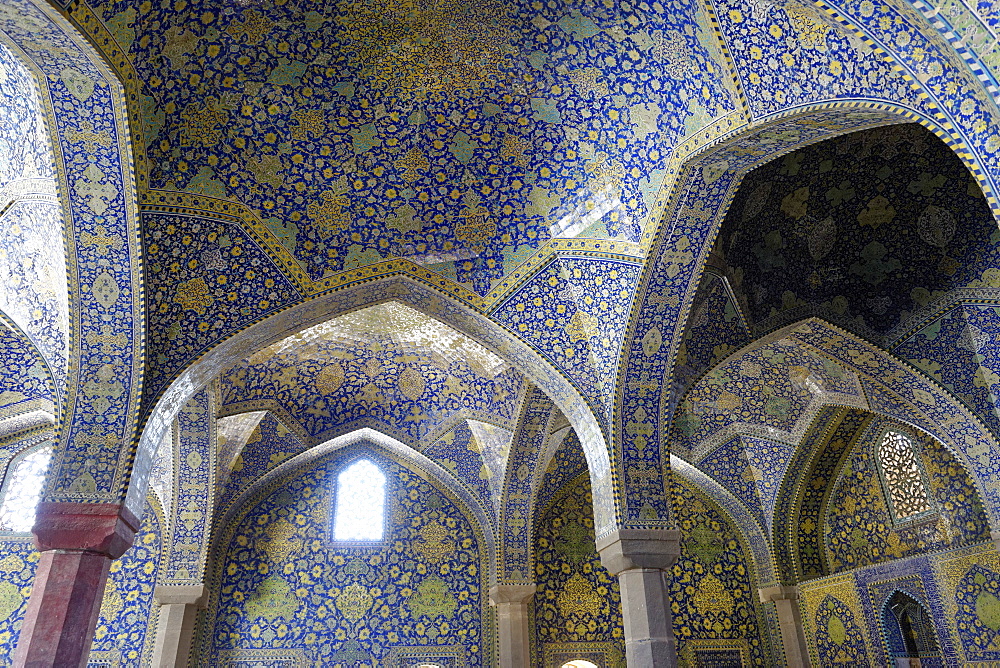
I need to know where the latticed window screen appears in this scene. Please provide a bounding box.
[0,444,53,532]
[878,431,932,520]
[334,458,386,540]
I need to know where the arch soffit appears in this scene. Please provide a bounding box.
[0,0,144,505]
[207,427,498,585]
[136,275,618,534]
[683,317,1000,528]
[808,0,1000,202]
[634,98,998,385]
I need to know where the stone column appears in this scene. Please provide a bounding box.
[13,502,139,668]
[489,583,537,668]
[991,530,1000,552]
[597,529,681,667]
[149,584,207,667]
[758,585,810,668]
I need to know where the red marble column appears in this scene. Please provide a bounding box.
[13,502,139,668]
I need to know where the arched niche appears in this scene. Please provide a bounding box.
[668,316,1000,583]
[880,590,943,666]
[197,430,492,666]
[773,403,991,585]
[209,427,496,573]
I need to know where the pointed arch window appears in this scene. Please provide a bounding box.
[877,430,933,522]
[333,458,387,541]
[0,443,53,532]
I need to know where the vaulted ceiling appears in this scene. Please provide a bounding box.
[715,123,997,338]
[218,301,525,443]
[115,0,736,294]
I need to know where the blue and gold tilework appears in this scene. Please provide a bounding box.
[218,317,525,447]
[532,466,773,666]
[216,413,308,514]
[0,322,54,417]
[716,124,999,337]
[0,0,144,506]
[162,389,216,585]
[894,303,1000,442]
[201,446,487,666]
[93,0,737,289]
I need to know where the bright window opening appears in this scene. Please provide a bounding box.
[561,661,599,668]
[878,430,932,520]
[334,459,386,541]
[0,444,52,532]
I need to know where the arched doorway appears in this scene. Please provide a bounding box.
[882,591,942,667]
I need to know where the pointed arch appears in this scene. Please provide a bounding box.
[671,316,1000,582]
[138,275,617,535]
[616,99,992,530]
[0,0,143,508]
[210,426,497,567]
[879,589,943,662]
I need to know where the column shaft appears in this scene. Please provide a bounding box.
[13,549,111,668]
[597,529,681,668]
[13,502,138,668]
[150,585,207,667]
[618,568,676,666]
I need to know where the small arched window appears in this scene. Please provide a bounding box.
[333,458,386,541]
[561,661,599,668]
[0,443,53,532]
[877,430,932,521]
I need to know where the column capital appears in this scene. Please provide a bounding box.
[33,502,139,559]
[759,585,801,603]
[596,528,681,575]
[154,584,208,608]
[489,583,537,606]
